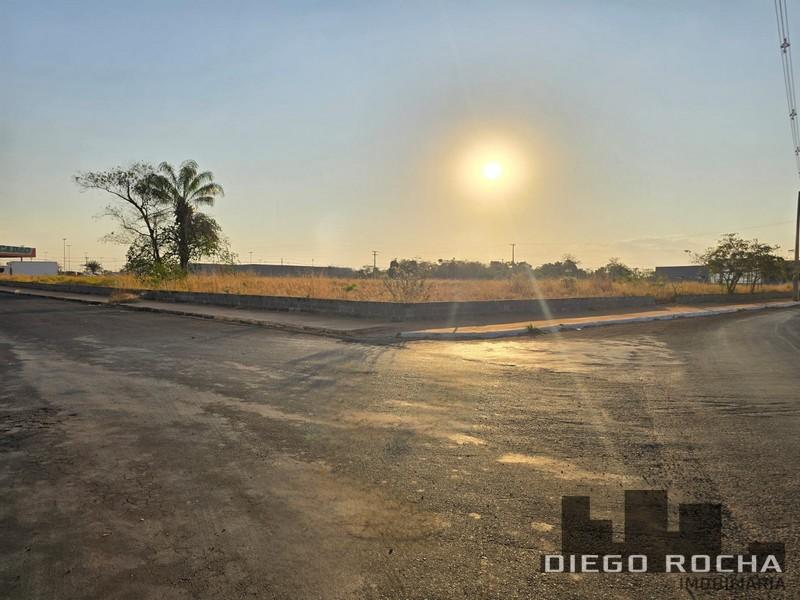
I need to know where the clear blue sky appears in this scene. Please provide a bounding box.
[2,0,798,270]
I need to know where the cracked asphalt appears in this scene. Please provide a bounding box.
[0,295,798,599]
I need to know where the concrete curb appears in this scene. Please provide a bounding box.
[0,287,361,340]
[122,303,360,339]
[398,301,800,340]
[0,287,111,306]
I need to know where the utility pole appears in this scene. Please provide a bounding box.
[794,191,800,301]
[510,243,516,265]
[62,238,66,273]
[372,250,379,274]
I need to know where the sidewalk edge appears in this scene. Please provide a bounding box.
[398,301,800,340]
[0,287,359,339]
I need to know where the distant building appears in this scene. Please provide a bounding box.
[2,260,59,276]
[192,263,357,278]
[654,265,709,282]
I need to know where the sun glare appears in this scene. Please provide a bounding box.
[482,161,503,180]
[445,133,536,202]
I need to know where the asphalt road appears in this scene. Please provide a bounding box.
[0,295,798,599]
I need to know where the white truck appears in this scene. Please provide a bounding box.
[3,261,59,276]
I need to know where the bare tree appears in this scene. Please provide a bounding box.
[75,163,169,267]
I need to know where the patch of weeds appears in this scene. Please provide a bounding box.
[108,290,140,304]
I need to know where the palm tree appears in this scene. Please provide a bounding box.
[153,160,224,271]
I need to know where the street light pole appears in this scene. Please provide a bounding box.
[62,238,66,273]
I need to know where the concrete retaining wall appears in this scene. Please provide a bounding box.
[0,280,792,321]
[192,263,356,278]
[673,292,792,304]
[139,291,659,321]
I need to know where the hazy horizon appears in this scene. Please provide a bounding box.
[3,1,800,271]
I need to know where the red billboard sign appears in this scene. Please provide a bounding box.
[0,245,36,258]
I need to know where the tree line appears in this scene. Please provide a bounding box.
[374,256,649,282]
[377,233,789,295]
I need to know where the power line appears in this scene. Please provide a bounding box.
[774,0,800,300]
[774,0,800,177]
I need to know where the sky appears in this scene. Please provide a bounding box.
[2,0,800,271]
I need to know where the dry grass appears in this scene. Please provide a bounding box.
[3,272,792,303]
[107,290,141,304]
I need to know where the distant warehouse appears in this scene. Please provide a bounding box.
[654,265,709,282]
[192,263,357,278]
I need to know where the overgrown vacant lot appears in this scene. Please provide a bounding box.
[3,273,792,302]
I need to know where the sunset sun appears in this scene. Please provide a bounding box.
[482,161,503,180]
[450,136,534,200]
